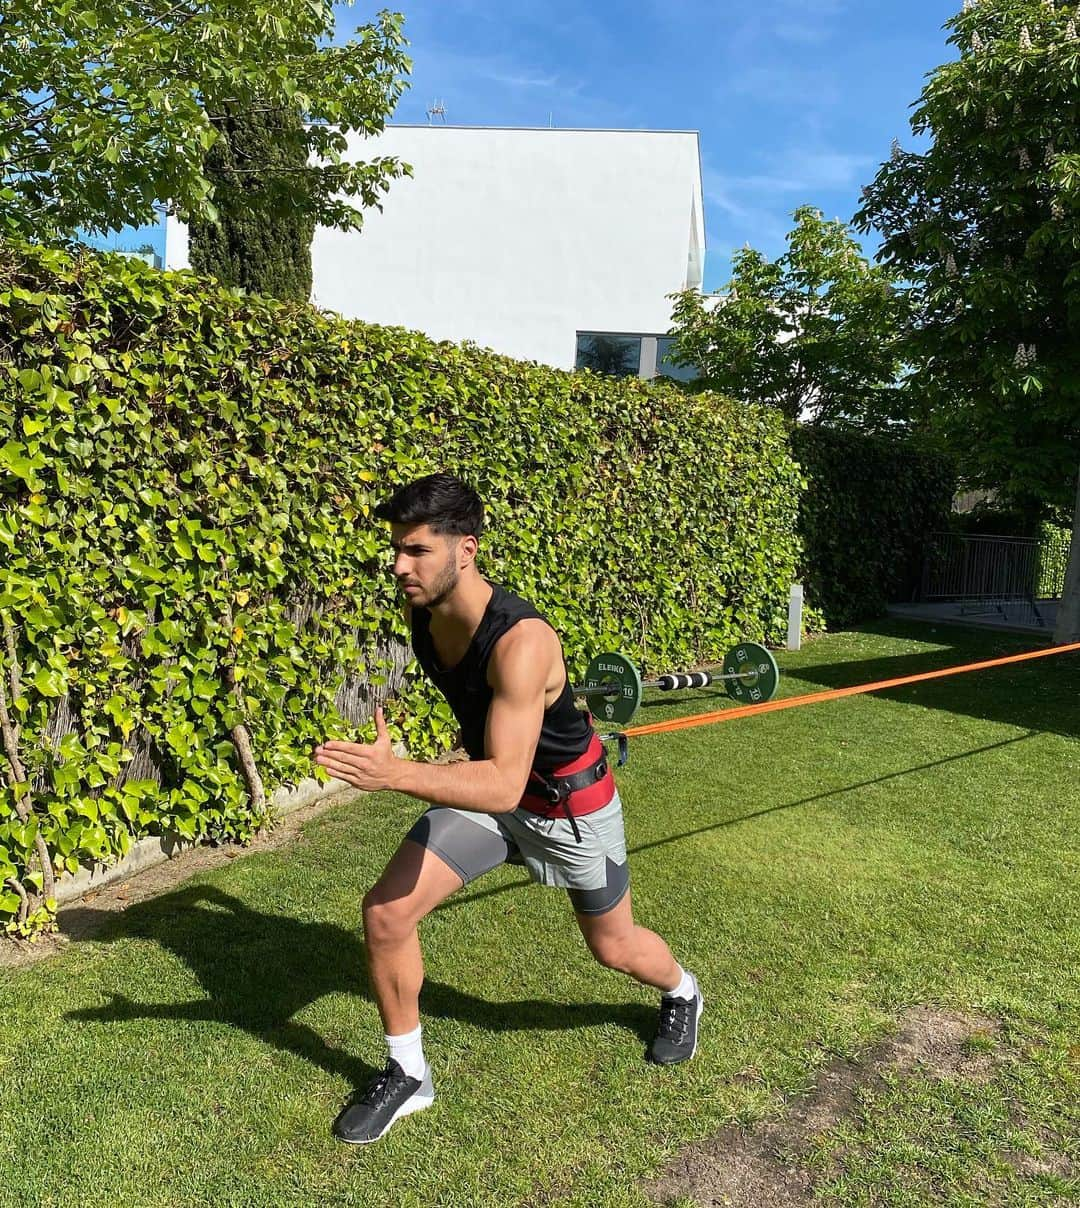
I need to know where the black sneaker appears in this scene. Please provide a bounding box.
[647,973,703,1064]
[332,1058,434,1144]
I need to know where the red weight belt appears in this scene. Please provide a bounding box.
[519,734,615,818]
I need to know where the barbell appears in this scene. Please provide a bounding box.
[609,638,1080,742]
[573,642,780,725]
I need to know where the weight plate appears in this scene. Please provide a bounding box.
[721,641,780,705]
[581,651,643,725]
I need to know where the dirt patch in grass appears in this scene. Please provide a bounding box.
[645,1006,1007,1208]
[0,785,362,972]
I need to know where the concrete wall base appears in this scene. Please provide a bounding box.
[53,775,351,907]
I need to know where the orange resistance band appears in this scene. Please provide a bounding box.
[622,640,1080,739]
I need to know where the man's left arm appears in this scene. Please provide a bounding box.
[313,623,549,814]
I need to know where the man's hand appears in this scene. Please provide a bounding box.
[313,708,402,792]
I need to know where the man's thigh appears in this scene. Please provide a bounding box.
[365,829,470,924]
[399,806,520,892]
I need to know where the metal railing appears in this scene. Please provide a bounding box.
[920,532,1068,628]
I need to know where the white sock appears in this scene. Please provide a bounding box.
[664,966,697,1001]
[386,1024,426,1080]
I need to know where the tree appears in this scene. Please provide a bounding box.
[854,0,1080,642]
[667,206,911,425]
[188,105,315,301]
[0,2,411,243]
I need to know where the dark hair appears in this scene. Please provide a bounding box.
[374,473,485,538]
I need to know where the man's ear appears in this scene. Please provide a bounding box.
[458,534,479,568]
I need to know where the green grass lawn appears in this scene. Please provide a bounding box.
[1,619,1077,1207]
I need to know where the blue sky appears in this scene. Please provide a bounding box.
[98,0,960,291]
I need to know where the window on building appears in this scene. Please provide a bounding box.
[575,333,642,377]
[655,337,698,383]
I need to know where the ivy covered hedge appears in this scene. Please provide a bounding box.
[0,241,803,934]
[1036,523,1072,598]
[793,427,956,628]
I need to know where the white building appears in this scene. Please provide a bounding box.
[164,124,704,378]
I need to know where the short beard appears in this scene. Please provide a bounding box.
[424,554,460,608]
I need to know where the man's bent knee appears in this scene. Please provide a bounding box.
[362,890,423,948]
[361,836,464,948]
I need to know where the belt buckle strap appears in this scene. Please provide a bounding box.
[561,797,582,844]
[526,750,613,846]
[529,771,564,805]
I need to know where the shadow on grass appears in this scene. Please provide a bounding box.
[779,621,1080,740]
[436,733,1039,915]
[626,733,1040,858]
[63,884,656,1088]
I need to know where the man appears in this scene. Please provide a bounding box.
[313,473,702,1145]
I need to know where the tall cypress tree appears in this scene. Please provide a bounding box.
[188,103,315,302]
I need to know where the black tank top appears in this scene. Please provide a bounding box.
[410,582,593,771]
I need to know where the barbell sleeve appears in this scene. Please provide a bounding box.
[647,671,713,691]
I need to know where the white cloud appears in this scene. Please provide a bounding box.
[702,163,792,254]
[398,40,625,127]
[479,68,584,95]
[772,20,833,44]
[701,137,872,271]
[723,0,847,53]
[733,146,874,194]
[724,64,840,107]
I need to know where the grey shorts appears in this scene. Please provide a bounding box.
[405,791,630,916]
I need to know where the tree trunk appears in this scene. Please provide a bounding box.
[1053,464,1080,644]
[225,664,266,818]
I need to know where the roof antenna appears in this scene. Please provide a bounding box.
[427,99,447,124]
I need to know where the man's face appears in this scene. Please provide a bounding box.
[390,522,464,609]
